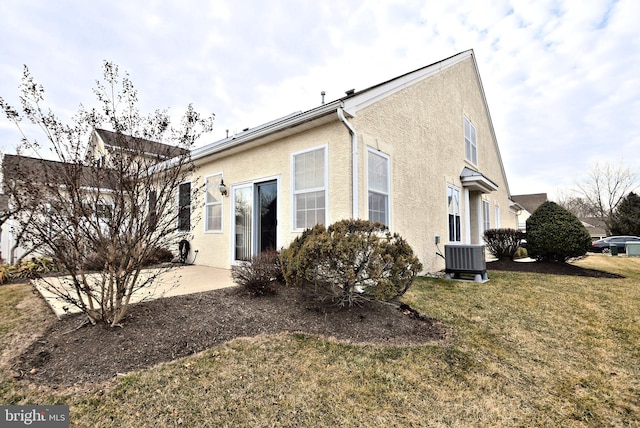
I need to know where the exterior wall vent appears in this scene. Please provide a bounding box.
[444,244,488,282]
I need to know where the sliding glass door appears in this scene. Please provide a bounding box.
[234,186,253,261]
[232,179,278,262]
[257,181,277,253]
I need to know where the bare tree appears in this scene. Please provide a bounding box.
[555,189,597,218]
[573,161,639,235]
[0,62,214,327]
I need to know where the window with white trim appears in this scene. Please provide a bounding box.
[482,200,490,231]
[495,204,501,228]
[464,117,477,165]
[205,174,223,232]
[293,146,326,229]
[367,149,390,226]
[447,184,461,242]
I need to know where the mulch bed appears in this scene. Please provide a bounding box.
[11,259,620,387]
[12,287,450,387]
[486,259,624,278]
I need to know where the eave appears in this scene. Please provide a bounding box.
[191,100,343,163]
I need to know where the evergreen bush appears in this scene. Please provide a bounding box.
[526,201,591,262]
[11,257,58,280]
[280,219,422,306]
[610,192,640,236]
[514,247,528,259]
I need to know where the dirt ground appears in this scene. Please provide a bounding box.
[10,260,619,387]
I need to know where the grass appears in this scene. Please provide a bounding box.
[1,254,639,426]
[0,282,54,370]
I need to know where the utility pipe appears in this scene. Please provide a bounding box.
[337,107,358,219]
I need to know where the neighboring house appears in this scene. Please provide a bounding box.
[1,154,119,263]
[580,217,607,240]
[185,49,520,272]
[1,129,187,264]
[511,193,548,231]
[86,128,189,167]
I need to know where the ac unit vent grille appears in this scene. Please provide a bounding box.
[444,245,487,282]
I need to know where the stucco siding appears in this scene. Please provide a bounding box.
[189,120,352,268]
[350,56,515,272]
[184,53,516,273]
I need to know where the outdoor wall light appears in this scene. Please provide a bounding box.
[219,179,228,197]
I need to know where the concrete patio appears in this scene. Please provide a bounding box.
[33,264,235,319]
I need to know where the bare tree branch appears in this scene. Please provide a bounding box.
[573,161,639,234]
[2,62,214,327]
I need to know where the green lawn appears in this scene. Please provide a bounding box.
[1,255,639,427]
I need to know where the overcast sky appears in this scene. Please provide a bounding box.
[1,0,638,200]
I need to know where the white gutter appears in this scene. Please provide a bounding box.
[191,100,343,162]
[148,103,340,175]
[337,107,358,219]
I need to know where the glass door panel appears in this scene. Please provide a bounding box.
[234,186,252,261]
[257,181,277,253]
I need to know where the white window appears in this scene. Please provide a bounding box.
[292,146,326,230]
[495,204,501,228]
[464,117,477,165]
[367,149,390,226]
[482,200,490,231]
[447,185,461,242]
[205,174,223,232]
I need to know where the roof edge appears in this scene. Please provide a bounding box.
[343,50,474,115]
[191,100,343,161]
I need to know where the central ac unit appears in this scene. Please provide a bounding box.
[444,244,488,282]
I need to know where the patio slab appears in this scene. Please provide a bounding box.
[32,264,235,319]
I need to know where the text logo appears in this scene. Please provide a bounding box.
[1,405,69,427]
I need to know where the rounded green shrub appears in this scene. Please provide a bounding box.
[525,201,592,262]
[514,247,528,260]
[280,219,422,306]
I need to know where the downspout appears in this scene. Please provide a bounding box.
[337,107,358,219]
[464,188,471,244]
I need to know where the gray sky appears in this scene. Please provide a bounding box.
[1,0,638,200]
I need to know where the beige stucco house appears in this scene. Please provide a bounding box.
[185,49,519,273]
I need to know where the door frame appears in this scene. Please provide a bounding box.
[230,175,280,264]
